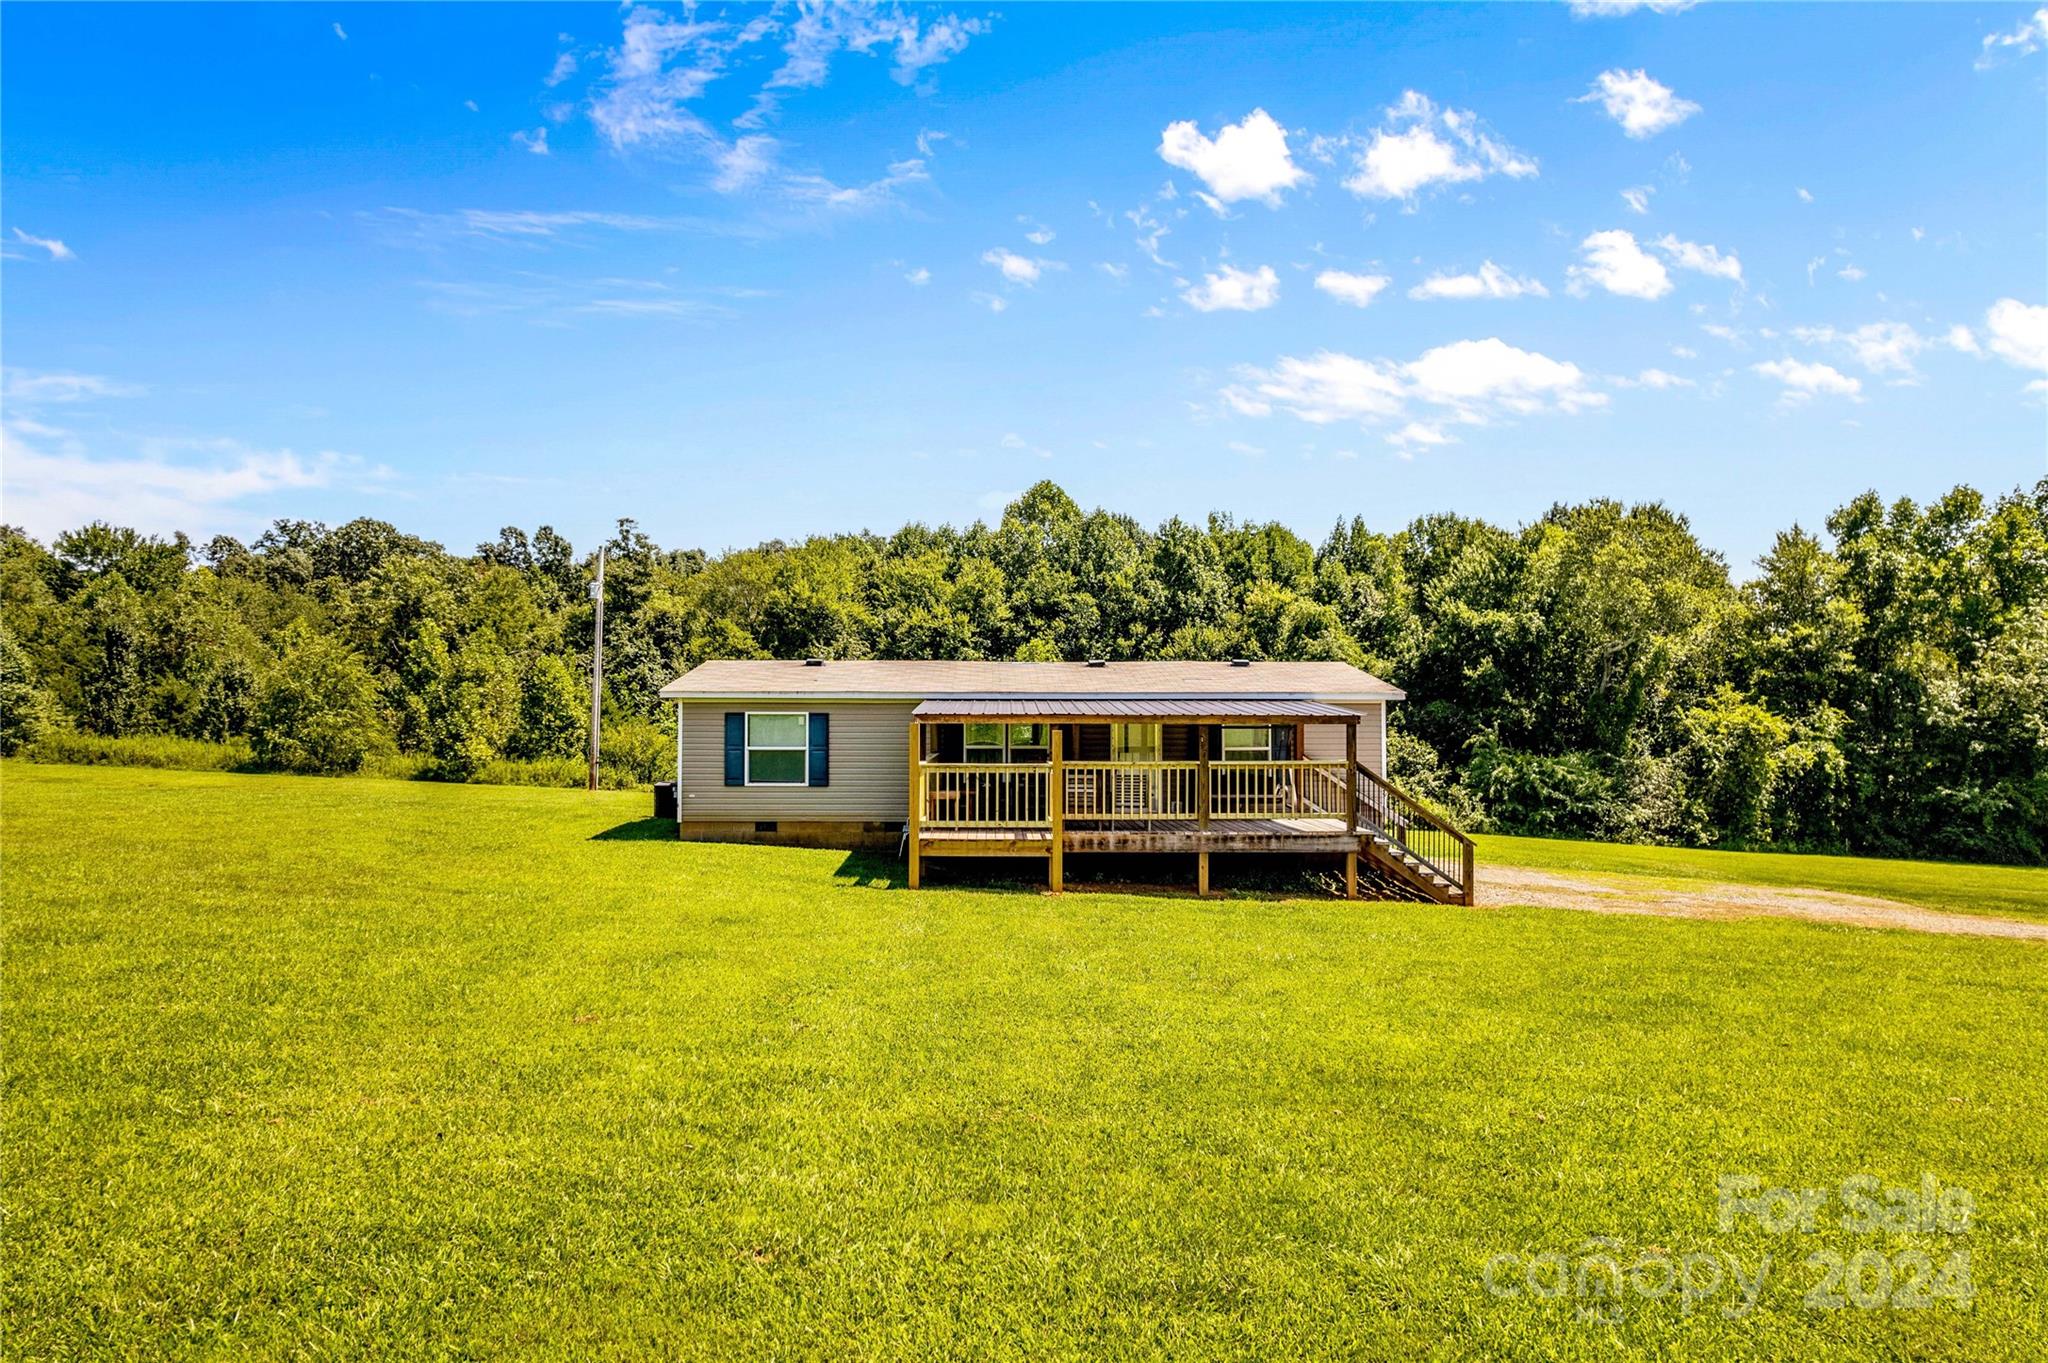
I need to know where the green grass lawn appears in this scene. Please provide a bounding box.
[1478,832,2048,921]
[5,763,2045,1359]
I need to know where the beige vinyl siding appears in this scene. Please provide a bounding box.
[1302,702,1387,775]
[678,700,916,821]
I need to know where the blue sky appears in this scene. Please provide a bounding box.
[3,1,2045,570]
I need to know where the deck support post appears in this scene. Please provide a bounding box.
[907,720,922,890]
[1048,728,1064,894]
[1344,849,1358,900]
[1345,720,1360,834]
[1197,850,1210,897]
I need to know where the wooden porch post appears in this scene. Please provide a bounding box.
[1048,727,1064,894]
[1196,725,1211,830]
[907,720,922,890]
[1345,719,1360,833]
[1463,839,1476,907]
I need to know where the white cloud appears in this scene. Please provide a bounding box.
[1567,230,1671,299]
[1157,109,1308,206]
[1578,69,1701,139]
[1753,358,1862,402]
[1570,0,1698,14]
[1837,264,1866,282]
[778,155,931,213]
[1946,324,1980,355]
[711,134,777,191]
[546,51,579,87]
[1341,91,1536,203]
[1617,367,1695,389]
[332,21,347,41]
[1977,8,2048,68]
[1098,262,1130,282]
[971,291,1008,313]
[511,127,550,155]
[1314,270,1391,308]
[1797,187,1815,203]
[982,248,1055,286]
[1183,264,1281,312]
[1227,440,1266,458]
[750,4,985,122]
[1386,422,1453,451]
[1792,321,1928,374]
[1000,432,1052,459]
[589,8,751,150]
[1621,185,1654,214]
[3,370,141,403]
[1409,260,1548,301]
[1405,338,1606,414]
[10,228,75,262]
[0,424,384,541]
[1221,336,1602,440]
[1021,220,1056,245]
[1985,298,2048,372]
[464,99,480,112]
[904,266,930,286]
[1654,234,1743,282]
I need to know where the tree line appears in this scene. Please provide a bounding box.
[3,478,2042,863]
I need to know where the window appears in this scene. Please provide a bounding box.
[1110,723,1160,762]
[1221,726,1273,762]
[963,721,1050,764]
[746,711,809,785]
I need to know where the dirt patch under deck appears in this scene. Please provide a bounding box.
[1478,865,2047,941]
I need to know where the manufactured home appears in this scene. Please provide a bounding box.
[659,659,1472,902]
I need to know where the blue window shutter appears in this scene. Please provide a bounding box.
[808,712,830,787]
[724,713,745,786]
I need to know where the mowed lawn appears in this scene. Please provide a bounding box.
[1478,832,2048,922]
[4,765,2045,1360]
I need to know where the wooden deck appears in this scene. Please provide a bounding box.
[918,818,1362,856]
[905,726,1474,902]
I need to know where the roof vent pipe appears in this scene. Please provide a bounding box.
[804,658,826,666]
[1230,658,1252,667]
[1086,658,1108,667]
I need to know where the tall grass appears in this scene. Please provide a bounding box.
[21,732,258,771]
[17,729,665,790]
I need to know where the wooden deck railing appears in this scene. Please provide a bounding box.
[1352,762,1474,901]
[921,758,1358,826]
[1208,760,1352,819]
[919,763,1052,828]
[1061,761,1200,820]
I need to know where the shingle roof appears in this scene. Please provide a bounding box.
[659,659,1404,701]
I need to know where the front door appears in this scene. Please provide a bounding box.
[1107,723,1164,816]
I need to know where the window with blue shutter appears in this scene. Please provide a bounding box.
[807,712,830,786]
[723,712,745,786]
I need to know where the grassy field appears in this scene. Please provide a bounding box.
[1478,832,2048,922]
[4,763,2045,1359]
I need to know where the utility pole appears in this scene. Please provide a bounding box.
[587,546,605,792]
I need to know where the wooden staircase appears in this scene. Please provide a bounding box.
[1352,763,1475,905]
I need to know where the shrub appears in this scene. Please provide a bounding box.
[0,624,67,757]
[1461,735,1615,838]
[599,717,672,785]
[251,622,387,774]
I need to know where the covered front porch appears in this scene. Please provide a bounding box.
[904,698,1473,902]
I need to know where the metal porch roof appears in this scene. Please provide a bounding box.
[909,697,1360,722]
